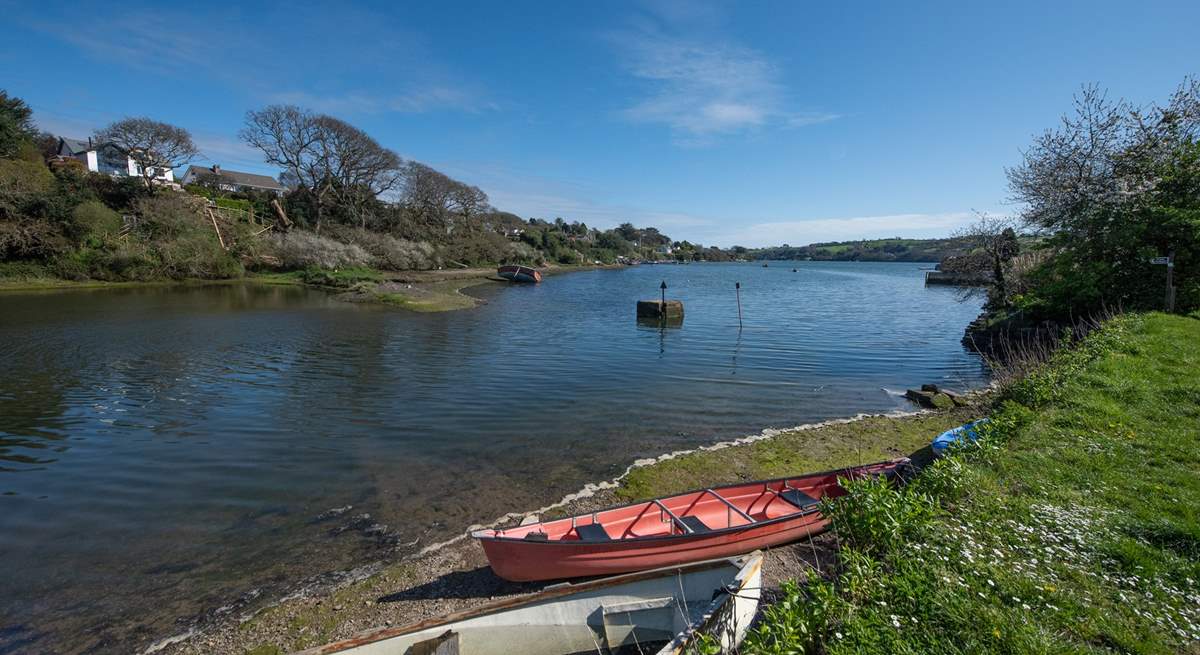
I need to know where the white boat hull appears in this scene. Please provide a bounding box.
[295,552,762,655]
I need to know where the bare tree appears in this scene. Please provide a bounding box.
[241,106,403,232]
[449,182,489,224]
[954,213,1021,306]
[94,117,198,187]
[241,106,326,229]
[401,161,457,235]
[314,116,403,229]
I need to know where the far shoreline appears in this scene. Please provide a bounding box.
[0,262,629,312]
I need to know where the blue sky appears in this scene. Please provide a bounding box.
[2,1,1198,247]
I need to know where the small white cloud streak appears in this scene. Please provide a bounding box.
[268,86,481,116]
[609,17,838,143]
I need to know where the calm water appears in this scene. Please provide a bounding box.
[0,262,987,653]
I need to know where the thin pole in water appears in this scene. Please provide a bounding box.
[735,281,742,329]
[660,280,667,309]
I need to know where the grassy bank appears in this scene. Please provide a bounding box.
[617,408,982,502]
[250,266,498,312]
[745,312,1200,654]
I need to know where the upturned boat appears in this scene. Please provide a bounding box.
[294,552,762,655]
[497,265,542,283]
[474,458,909,581]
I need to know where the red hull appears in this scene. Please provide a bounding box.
[475,458,908,581]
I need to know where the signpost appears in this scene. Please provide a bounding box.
[1150,254,1175,312]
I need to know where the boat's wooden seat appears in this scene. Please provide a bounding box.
[779,488,820,510]
[575,523,611,541]
[678,516,710,533]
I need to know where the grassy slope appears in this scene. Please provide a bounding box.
[747,313,1200,654]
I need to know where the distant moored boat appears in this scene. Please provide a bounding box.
[497,265,542,283]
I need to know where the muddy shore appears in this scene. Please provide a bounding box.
[0,263,626,312]
[150,403,987,655]
[309,263,628,312]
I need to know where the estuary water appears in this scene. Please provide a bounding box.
[0,262,988,653]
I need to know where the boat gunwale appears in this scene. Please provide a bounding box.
[473,457,908,545]
[292,553,760,655]
[661,553,764,655]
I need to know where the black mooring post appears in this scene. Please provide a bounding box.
[660,280,667,309]
[735,282,742,329]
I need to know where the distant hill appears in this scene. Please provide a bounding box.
[745,237,977,262]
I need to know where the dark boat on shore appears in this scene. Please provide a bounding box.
[497,265,542,283]
[473,458,910,581]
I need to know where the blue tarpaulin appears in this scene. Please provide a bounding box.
[931,418,990,455]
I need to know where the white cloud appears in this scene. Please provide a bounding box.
[610,15,837,144]
[21,6,488,118]
[268,86,482,116]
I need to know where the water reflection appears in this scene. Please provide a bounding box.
[0,263,988,653]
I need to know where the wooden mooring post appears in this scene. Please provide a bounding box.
[735,281,742,329]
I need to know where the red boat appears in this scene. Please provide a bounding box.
[497,265,542,283]
[473,458,909,581]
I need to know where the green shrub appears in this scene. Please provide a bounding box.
[154,232,243,279]
[746,578,846,655]
[0,157,54,218]
[822,476,932,556]
[298,266,380,288]
[0,260,51,280]
[0,218,70,260]
[183,184,213,199]
[71,201,123,238]
[133,193,205,241]
[125,193,242,280]
[215,196,253,213]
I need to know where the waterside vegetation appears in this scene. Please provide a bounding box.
[0,90,732,301]
[960,80,1200,332]
[742,311,1200,654]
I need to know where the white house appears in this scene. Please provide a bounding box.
[57,137,175,183]
[180,164,286,195]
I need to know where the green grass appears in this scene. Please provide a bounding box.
[296,266,382,288]
[744,313,1200,654]
[617,408,983,502]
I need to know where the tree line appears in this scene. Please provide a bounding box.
[0,90,724,281]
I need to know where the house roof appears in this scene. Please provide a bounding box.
[59,137,93,156]
[59,137,125,156]
[184,165,286,191]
